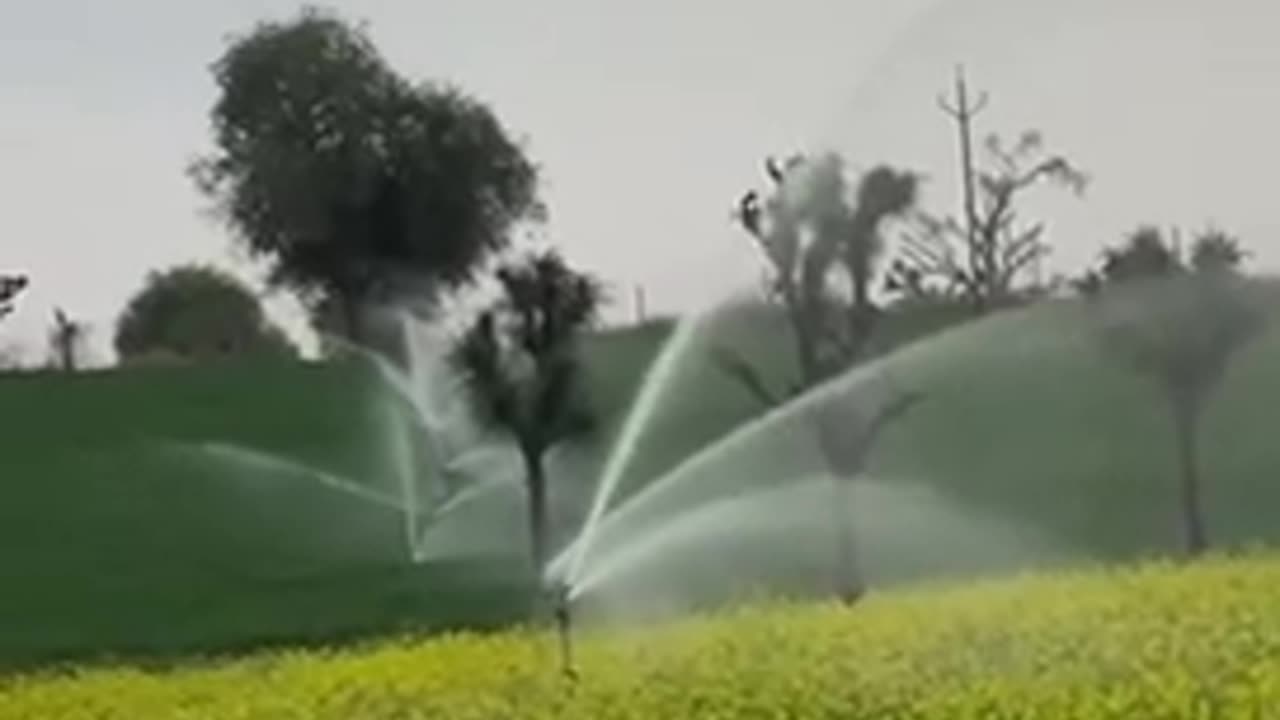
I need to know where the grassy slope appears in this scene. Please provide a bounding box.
[3,553,1279,719]
[585,291,1280,562]
[0,322,690,668]
[0,361,510,667]
[1,288,1279,667]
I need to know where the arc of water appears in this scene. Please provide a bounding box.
[197,442,407,512]
[322,321,474,506]
[552,316,978,591]
[560,310,710,587]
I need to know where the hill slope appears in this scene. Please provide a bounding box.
[1,287,1279,666]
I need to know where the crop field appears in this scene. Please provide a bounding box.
[1,553,1277,719]
[3,292,1280,668]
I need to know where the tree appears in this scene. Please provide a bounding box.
[48,308,89,372]
[732,154,919,389]
[1086,227,1264,555]
[1100,225,1182,283]
[115,265,297,363]
[192,7,542,346]
[728,153,923,602]
[452,250,602,573]
[889,74,1086,310]
[0,274,28,322]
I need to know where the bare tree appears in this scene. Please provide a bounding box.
[888,71,1086,310]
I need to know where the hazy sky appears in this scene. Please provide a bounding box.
[1,0,1277,362]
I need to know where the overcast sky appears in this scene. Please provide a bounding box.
[1,0,1277,363]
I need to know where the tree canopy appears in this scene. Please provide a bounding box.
[452,249,603,572]
[114,265,296,363]
[192,7,542,342]
[732,153,919,397]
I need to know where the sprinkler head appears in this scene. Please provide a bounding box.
[549,581,578,680]
[552,583,571,624]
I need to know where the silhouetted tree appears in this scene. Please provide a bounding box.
[1087,227,1263,555]
[1190,228,1247,274]
[890,128,1086,310]
[115,265,297,363]
[452,250,602,573]
[0,274,28,322]
[48,308,89,372]
[1101,226,1182,283]
[192,7,541,346]
[727,153,923,602]
[730,154,919,391]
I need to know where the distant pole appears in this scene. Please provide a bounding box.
[938,65,989,306]
[634,285,647,325]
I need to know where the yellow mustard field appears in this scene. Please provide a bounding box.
[3,554,1280,719]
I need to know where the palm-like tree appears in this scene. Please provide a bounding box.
[452,250,602,574]
[729,154,923,602]
[1093,228,1264,555]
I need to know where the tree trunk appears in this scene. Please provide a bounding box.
[815,409,865,604]
[788,303,822,388]
[340,293,364,347]
[1172,396,1208,556]
[523,450,549,576]
[815,391,922,604]
[832,474,863,604]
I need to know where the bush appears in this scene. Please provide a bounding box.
[3,554,1279,718]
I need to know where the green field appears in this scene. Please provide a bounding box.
[1,288,1279,669]
[0,321,687,669]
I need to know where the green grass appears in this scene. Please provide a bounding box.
[1,287,1279,669]
[0,360,518,668]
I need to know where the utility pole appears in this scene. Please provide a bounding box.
[937,65,989,308]
[634,285,647,325]
[51,308,82,372]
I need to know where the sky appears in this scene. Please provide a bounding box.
[1,0,1278,363]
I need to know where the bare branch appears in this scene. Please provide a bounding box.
[937,94,961,118]
[971,91,990,115]
[863,390,926,449]
[711,344,782,408]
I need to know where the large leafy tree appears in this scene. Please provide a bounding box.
[452,250,602,573]
[1087,227,1263,555]
[115,265,296,363]
[729,153,923,602]
[192,7,542,344]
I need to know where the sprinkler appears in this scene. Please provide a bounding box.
[551,581,578,680]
